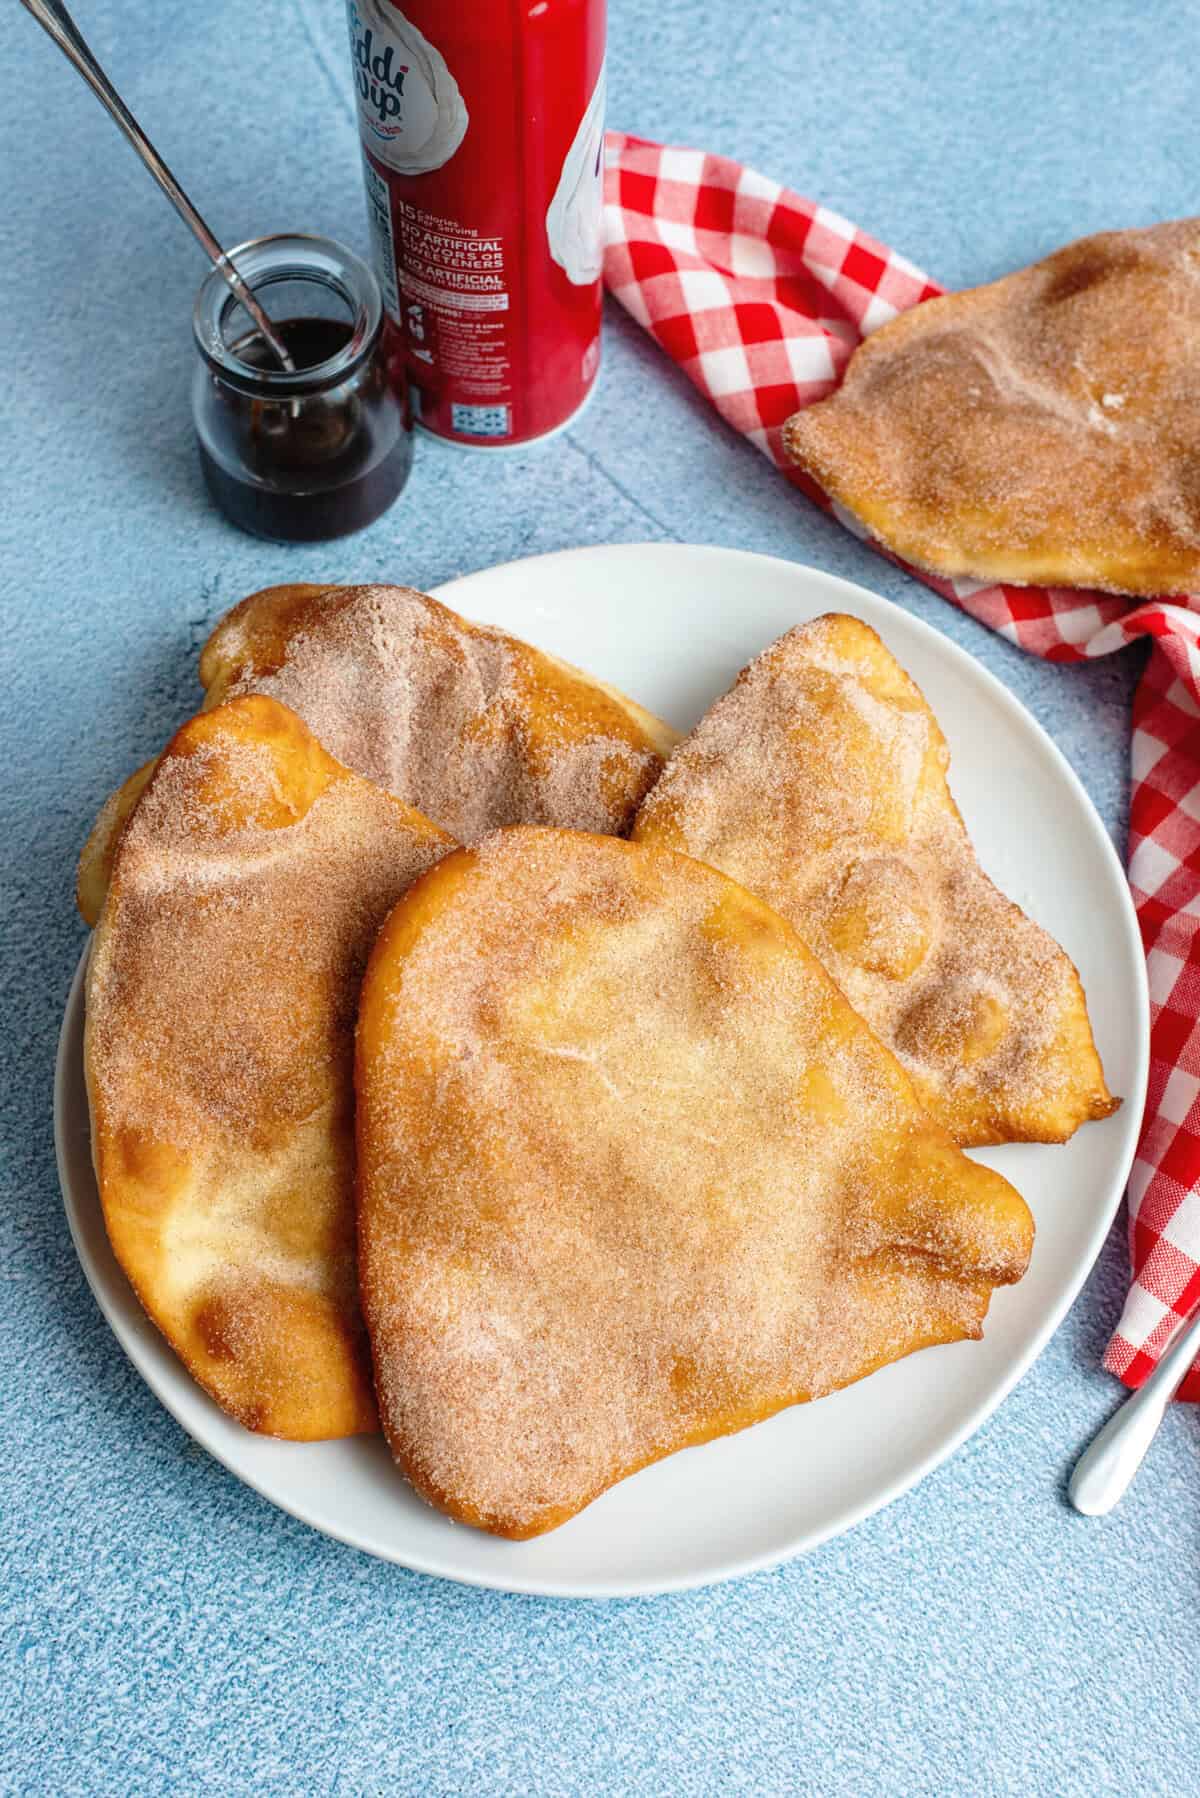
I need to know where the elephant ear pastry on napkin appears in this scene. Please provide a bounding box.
[85,693,452,1439]
[633,614,1116,1147]
[784,218,1200,596]
[76,581,678,927]
[354,826,1033,1538]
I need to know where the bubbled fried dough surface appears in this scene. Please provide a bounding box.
[633,615,1116,1146]
[785,219,1200,596]
[355,827,1033,1539]
[75,582,679,929]
[85,695,453,1439]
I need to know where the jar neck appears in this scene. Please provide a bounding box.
[194,234,383,398]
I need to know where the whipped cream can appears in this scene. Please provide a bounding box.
[345,0,606,447]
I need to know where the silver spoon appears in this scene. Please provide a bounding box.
[19,0,296,372]
[1069,1295,1200,1515]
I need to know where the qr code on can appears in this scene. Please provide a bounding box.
[451,403,511,438]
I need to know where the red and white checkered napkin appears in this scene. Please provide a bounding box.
[603,129,1200,1396]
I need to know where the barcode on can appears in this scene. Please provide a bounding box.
[451,402,511,438]
[361,158,401,322]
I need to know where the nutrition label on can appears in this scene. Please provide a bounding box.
[361,159,402,322]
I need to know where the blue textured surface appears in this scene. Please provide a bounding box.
[1,0,1195,1791]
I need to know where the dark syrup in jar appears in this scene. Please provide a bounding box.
[197,316,411,541]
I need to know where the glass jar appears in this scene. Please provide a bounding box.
[192,233,412,541]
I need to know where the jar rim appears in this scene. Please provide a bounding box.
[192,233,384,397]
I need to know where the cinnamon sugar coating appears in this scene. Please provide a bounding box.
[355,827,1032,1538]
[785,218,1200,595]
[76,582,677,927]
[85,695,452,1439]
[633,615,1116,1146]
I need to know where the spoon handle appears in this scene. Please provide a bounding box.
[19,0,295,371]
[1068,1297,1200,1515]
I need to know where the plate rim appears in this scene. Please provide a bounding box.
[55,541,1150,1598]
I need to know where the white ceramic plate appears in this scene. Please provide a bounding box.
[56,544,1148,1598]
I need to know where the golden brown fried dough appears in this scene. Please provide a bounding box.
[76,757,156,927]
[785,219,1200,595]
[203,581,679,832]
[76,582,678,928]
[355,827,1033,1538]
[633,615,1116,1146]
[85,695,452,1439]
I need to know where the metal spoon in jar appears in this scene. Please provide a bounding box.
[19,0,296,373]
[1069,1294,1200,1515]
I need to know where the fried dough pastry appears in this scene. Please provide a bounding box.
[85,694,452,1438]
[633,615,1116,1147]
[76,582,677,927]
[76,757,156,928]
[355,827,1033,1538]
[784,219,1200,595]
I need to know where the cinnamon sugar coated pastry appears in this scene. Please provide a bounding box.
[76,757,156,926]
[76,582,678,927]
[633,615,1116,1146]
[85,695,452,1438]
[784,219,1200,595]
[355,827,1033,1538]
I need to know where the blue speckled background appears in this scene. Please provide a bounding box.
[2,0,1196,1791]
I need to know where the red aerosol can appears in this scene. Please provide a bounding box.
[345,0,606,448]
